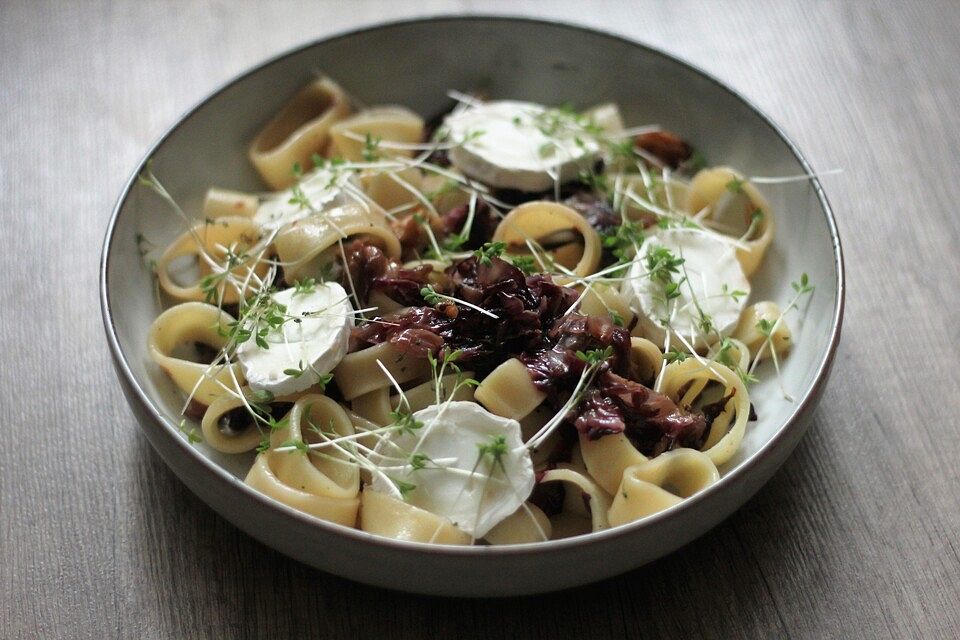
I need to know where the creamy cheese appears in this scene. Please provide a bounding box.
[371,400,534,538]
[236,282,353,395]
[254,167,351,229]
[622,228,750,349]
[444,100,599,192]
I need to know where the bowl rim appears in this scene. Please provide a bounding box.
[99,14,845,557]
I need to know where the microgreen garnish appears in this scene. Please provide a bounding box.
[473,241,506,266]
[664,350,688,364]
[575,346,614,366]
[362,133,382,162]
[292,277,316,296]
[178,419,202,444]
[600,221,644,263]
[509,255,537,275]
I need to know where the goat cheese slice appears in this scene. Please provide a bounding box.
[236,282,353,395]
[371,400,534,539]
[444,100,599,192]
[622,229,750,349]
[254,167,351,229]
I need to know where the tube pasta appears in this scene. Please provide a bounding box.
[359,488,471,545]
[248,78,351,190]
[686,166,774,278]
[539,466,612,533]
[492,201,602,276]
[274,202,401,282]
[334,342,432,400]
[619,173,689,223]
[734,301,792,361]
[202,188,259,219]
[245,394,361,526]
[628,337,663,387]
[474,358,546,420]
[351,387,393,426]
[659,358,750,466]
[391,372,475,413]
[607,448,719,526]
[419,172,472,214]
[329,106,425,161]
[577,283,635,329]
[156,217,267,304]
[143,80,809,547]
[148,302,242,407]
[201,387,298,454]
[483,503,552,544]
[359,167,425,212]
[579,433,648,495]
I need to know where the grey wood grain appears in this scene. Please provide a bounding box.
[2,1,958,638]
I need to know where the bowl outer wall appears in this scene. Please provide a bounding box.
[100,15,844,597]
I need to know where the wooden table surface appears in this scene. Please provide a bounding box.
[3,1,959,638]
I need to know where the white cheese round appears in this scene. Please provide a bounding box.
[254,167,350,229]
[371,400,534,538]
[444,100,599,192]
[622,228,750,349]
[236,282,353,395]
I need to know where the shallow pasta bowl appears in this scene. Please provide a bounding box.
[99,16,844,597]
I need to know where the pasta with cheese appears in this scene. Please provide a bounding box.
[139,77,817,545]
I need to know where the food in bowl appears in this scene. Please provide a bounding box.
[139,76,815,545]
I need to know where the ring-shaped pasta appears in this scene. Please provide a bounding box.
[329,106,425,161]
[733,301,792,361]
[618,173,690,225]
[707,336,751,373]
[474,358,546,420]
[200,387,299,454]
[202,188,259,219]
[359,488,471,545]
[248,78,351,190]
[359,166,425,212]
[274,202,401,283]
[659,358,750,466]
[350,387,393,427]
[685,166,774,278]
[492,201,602,277]
[483,502,552,545]
[148,302,242,408]
[156,217,267,304]
[334,342,432,401]
[628,337,664,387]
[579,432,648,496]
[245,394,361,527]
[576,283,636,329]
[538,465,612,533]
[607,448,720,526]
[391,372,476,413]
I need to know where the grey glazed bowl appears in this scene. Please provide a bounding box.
[100,16,844,597]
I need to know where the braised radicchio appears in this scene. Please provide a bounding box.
[522,313,706,451]
[343,240,432,307]
[350,255,578,369]
[350,252,707,454]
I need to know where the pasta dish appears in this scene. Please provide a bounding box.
[139,77,814,545]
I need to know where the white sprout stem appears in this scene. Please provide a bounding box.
[433,291,499,319]
[748,169,842,184]
[375,359,411,412]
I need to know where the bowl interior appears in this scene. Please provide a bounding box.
[105,18,840,538]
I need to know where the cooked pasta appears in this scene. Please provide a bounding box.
[139,78,817,545]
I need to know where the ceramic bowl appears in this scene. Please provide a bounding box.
[100,16,844,597]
